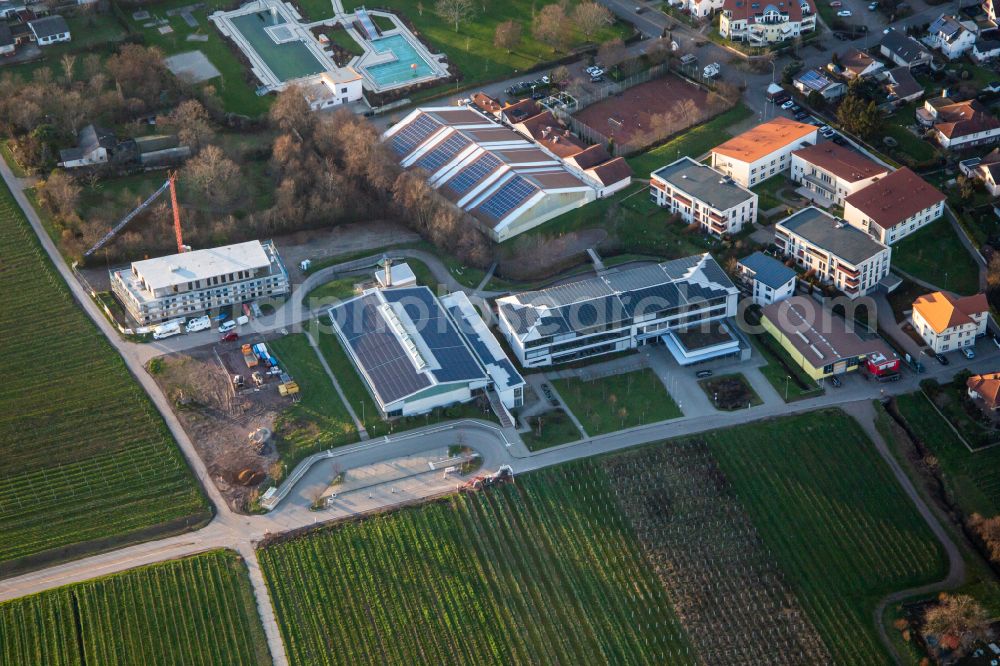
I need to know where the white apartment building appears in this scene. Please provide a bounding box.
[111,240,290,325]
[775,207,891,299]
[842,167,945,244]
[912,291,989,353]
[711,117,818,187]
[496,254,740,368]
[718,0,816,44]
[790,142,889,206]
[737,251,797,306]
[300,70,364,110]
[650,157,758,236]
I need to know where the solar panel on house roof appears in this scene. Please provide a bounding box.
[478,176,537,220]
[798,69,832,92]
[444,153,501,195]
[415,132,471,173]
[390,114,441,156]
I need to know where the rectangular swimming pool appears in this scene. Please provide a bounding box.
[365,34,434,87]
[231,11,327,82]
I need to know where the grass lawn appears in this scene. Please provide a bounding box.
[882,104,939,167]
[708,411,948,665]
[268,333,361,474]
[126,0,271,116]
[699,373,762,410]
[320,24,365,56]
[0,550,270,665]
[751,173,790,211]
[293,0,336,20]
[1,140,28,177]
[626,104,754,177]
[553,368,681,435]
[752,332,824,402]
[895,392,1000,517]
[341,0,629,92]
[305,276,361,304]
[521,410,582,450]
[892,218,980,296]
[0,177,208,570]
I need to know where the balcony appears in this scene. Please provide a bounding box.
[837,263,859,277]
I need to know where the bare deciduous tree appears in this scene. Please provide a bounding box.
[572,2,612,39]
[494,19,522,53]
[269,85,315,137]
[38,170,81,219]
[435,0,475,31]
[597,37,626,69]
[533,4,569,51]
[923,593,991,659]
[159,99,215,153]
[183,145,242,208]
[59,54,76,84]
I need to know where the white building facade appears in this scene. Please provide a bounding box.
[650,157,758,236]
[111,240,290,325]
[711,117,818,187]
[789,143,888,206]
[912,291,989,353]
[842,167,945,245]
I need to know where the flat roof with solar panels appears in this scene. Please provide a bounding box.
[327,286,522,416]
[383,105,628,241]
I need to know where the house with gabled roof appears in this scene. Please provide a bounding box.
[718,0,816,44]
[912,291,989,353]
[959,148,1000,195]
[923,14,976,60]
[916,96,1000,150]
[880,28,933,69]
[842,167,945,244]
[790,142,889,206]
[968,372,1000,411]
[835,48,885,80]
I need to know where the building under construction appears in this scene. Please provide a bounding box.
[110,240,290,325]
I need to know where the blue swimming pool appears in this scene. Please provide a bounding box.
[365,34,434,87]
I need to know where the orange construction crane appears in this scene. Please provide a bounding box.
[83,171,186,258]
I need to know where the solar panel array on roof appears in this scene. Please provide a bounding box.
[331,292,432,405]
[390,114,441,156]
[382,288,485,384]
[444,153,501,195]
[797,69,832,92]
[478,176,537,221]
[415,132,470,173]
[442,296,525,392]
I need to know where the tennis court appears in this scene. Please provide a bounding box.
[231,10,326,82]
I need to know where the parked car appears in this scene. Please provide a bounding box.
[868,1,878,8]
[935,352,950,365]
[830,375,842,388]
[781,99,795,109]
[837,9,852,16]
[221,331,239,342]
[794,111,809,121]
[790,104,801,112]
[586,65,602,75]
[963,346,976,359]
[635,5,645,12]
[219,320,237,334]
[829,1,842,6]
[832,134,847,145]
[696,369,713,378]
[833,31,850,40]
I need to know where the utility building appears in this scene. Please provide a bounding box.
[111,240,290,325]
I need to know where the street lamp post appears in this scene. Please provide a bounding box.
[785,375,790,401]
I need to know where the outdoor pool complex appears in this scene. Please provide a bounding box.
[231,10,326,82]
[365,34,434,86]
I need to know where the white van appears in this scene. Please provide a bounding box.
[218,320,237,334]
[153,322,181,340]
[185,315,211,333]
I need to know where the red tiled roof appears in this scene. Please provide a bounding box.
[566,143,612,170]
[471,92,501,114]
[587,157,633,186]
[712,117,817,164]
[913,290,988,333]
[513,111,587,158]
[968,372,1000,409]
[792,143,887,183]
[843,167,944,229]
[933,99,1000,139]
[722,0,813,23]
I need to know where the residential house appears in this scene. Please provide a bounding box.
[300,70,364,110]
[27,15,70,45]
[884,66,925,105]
[912,291,989,353]
[967,373,1000,411]
[836,48,886,80]
[496,254,740,368]
[710,117,818,187]
[922,14,977,60]
[0,1,25,19]
[973,37,1000,62]
[649,157,758,236]
[916,96,1000,149]
[959,149,1000,195]
[793,68,847,101]
[762,296,899,379]
[842,167,945,244]
[880,28,934,69]
[684,0,725,18]
[0,23,13,56]
[131,135,191,167]
[774,206,891,298]
[737,251,797,306]
[790,142,889,205]
[718,0,817,45]
[58,125,117,169]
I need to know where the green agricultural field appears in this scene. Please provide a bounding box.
[0,179,207,570]
[0,550,270,665]
[709,411,947,665]
[554,368,681,434]
[261,410,945,665]
[892,218,980,296]
[342,0,628,90]
[261,462,695,666]
[895,392,1000,517]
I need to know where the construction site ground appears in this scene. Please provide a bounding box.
[149,336,295,513]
